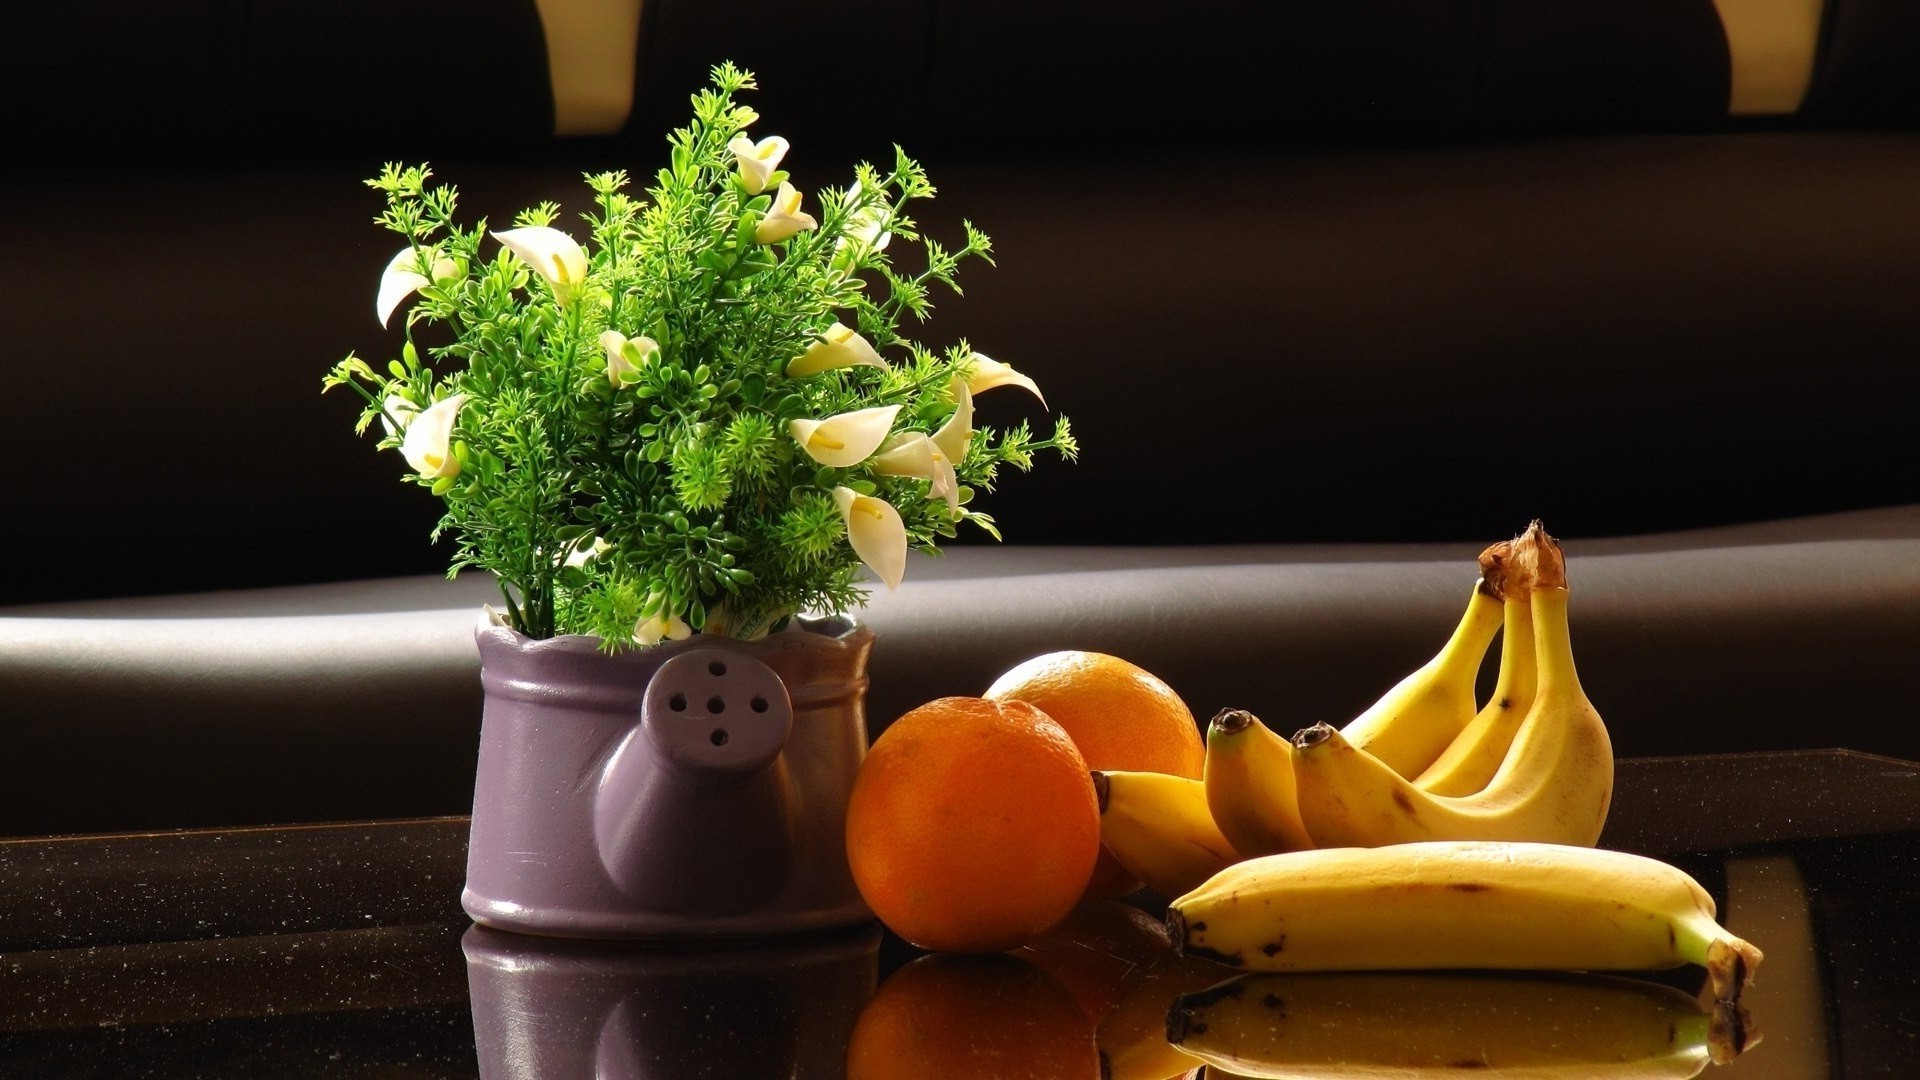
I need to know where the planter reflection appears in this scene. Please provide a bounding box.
[463,922,880,1079]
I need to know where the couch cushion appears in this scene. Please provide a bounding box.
[3,506,1915,837]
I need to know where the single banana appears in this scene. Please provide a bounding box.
[1093,770,1241,900]
[1203,708,1314,858]
[1414,567,1538,796]
[1166,839,1764,1005]
[1166,969,1752,1078]
[1290,524,1613,848]
[1339,570,1505,778]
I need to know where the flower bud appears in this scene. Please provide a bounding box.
[401,393,468,479]
[754,182,818,245]
[834,486,907,591]
[728,134,790,195]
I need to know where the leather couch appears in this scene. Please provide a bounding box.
[4,2,1918,836]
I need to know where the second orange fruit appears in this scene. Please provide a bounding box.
[986,650,1205,897]
[845,696,1101,953]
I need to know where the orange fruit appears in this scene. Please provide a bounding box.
[845,696,1101,953]
[846,952,1099,1080]
[986,651,1205,897]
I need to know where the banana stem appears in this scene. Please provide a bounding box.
[1211,707,1257,736]
[1489,591,1537,705]
[1434,582,1505,674]
[1674,914,1765,1005]
[1529,587,1580,697]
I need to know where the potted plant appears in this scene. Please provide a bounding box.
[324,62,1074,939]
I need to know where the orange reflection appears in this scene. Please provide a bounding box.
[847,951,1101,1080]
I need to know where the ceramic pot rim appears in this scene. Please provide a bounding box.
[474,610,873,711]
[476,610,868,656]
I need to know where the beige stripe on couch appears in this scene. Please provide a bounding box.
[1713,0,1825,114]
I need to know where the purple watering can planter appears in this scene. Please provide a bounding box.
[462,614,876,939]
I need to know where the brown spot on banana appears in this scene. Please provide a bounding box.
[1446,882,1492,893]
[1183,943,1246,967]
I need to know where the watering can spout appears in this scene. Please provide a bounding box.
[592,648,799,915]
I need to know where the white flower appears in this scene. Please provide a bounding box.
[376,245,457,328]
[728,134,790,195]
[789,404,900,468]
[962,352,1045,406]
[835,180,893,262]
[599,330,659,388]
[634,604,693,646]
[787,322,887,377]
[834,486,907,591]
[932,378,975,465]
[401,393,468,479]
[379,393,419,438]
[870,433,960,513]
[754,182,818,245]
[492,226,589,303]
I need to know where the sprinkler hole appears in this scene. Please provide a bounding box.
[708,660,727,676]
[751,696,769,713]
[707,696,726,713]
[710,728,729,747]
[669,693,687,712]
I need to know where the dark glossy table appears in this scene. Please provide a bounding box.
[3,749,1917,1078]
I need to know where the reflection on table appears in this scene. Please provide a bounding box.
[0,751,1913,1076]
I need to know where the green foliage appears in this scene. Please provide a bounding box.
[324,62,1073,647]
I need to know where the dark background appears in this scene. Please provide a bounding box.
[3,1,1917,604]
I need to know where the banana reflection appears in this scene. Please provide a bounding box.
[1168,970,1758,1079]
[463,922,879,1079]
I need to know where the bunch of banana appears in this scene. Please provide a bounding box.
[1289,521,1614,848]
[1086,521,1766,1072]
[1167,969,1755,1077]
[1097,535,1526,887]
[1165,839,1764,1005]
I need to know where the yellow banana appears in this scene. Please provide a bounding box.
[1166,839,1765,1005]
[1202,708,1314,858]
[1339,572,1505,778]
[1290,524,1613,848]
[1415,573,1538,796]
[1166,969,1753,1078]
[1093,770,1240,899]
